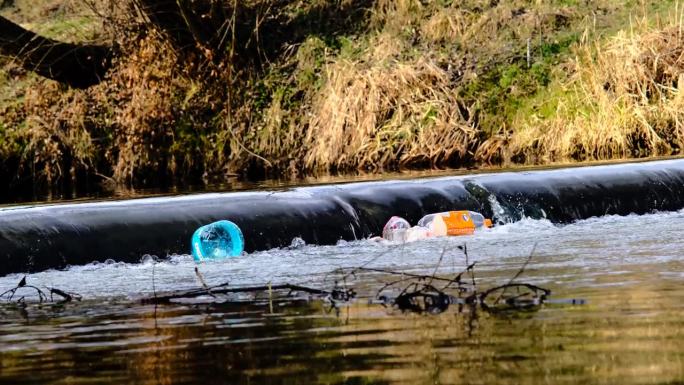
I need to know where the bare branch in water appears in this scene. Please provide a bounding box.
[494,243,538,304]
[194,266,217,298]
[142,283,343,305]
[48,288,83,303]
[1,277,49,303]
[136,242,580,316]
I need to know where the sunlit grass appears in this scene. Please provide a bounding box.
[2,0,684,186]
[509,3,684,163]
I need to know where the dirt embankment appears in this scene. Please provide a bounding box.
[1,0,683,195]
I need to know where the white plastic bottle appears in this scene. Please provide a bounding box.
[382,216,411,242]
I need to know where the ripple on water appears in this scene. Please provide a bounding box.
[0,210,683,384]
[1,210,684,299]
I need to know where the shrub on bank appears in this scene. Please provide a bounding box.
[0,0,682,191]
[510,9,684,163]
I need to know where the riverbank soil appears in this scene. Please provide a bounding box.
[1,0,683,194]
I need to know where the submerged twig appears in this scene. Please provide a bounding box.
[460,244,477,289]
[426,247,448,287]
[152,259,157,300]
[1,276,79,304]
[195,266,217,298]
[480,283,550,312]
[1,276,48,303]
[392,284,451,314]
[142,283,336,305]
[139,242,580,317]
[48,288,82,303]
[494,243,537,304]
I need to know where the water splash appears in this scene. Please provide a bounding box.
[488,194,514,224]
[1,209,683,302]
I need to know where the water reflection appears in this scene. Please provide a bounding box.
[1,267,683,385]
[6,156,682,206]
[2,209,684,384]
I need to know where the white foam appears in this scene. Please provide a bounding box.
[2,209,684,300]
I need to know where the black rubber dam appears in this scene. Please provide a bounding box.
[2,159,684,275]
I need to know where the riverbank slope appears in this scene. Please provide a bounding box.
[1,0,682,194]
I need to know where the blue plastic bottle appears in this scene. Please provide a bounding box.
[191,220,244,262]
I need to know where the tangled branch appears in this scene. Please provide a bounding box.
[140,243,582,317]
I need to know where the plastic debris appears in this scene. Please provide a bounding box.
[417,213,447,236]
[405,226,430,242]
[382,216,411,242]
[191,220,244,262]
[382,211,492,242]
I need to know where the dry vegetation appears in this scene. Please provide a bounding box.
[509,7,684,163]
[0,0,682,195]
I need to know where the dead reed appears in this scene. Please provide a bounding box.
[509,7,684,162]
[2,0,682,189]
[303,58,476,171]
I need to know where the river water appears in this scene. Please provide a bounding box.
[1,210,683,384]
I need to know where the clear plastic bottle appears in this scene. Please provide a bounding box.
[468,211,493,228]
[405,226,430,242]
[417,213,448,236]
[418,211,492,237]
[468,211,487,228]
[382,216,411,242]
[191,220,244,262]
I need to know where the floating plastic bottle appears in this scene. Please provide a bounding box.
[382,216,411,242]
[418,210,493,236]
[405,226,430,242]
[191,220,244,262]
[469,211,493,229]
[382,211,493,243]
[382,216,434,242]
[417,213,448,236]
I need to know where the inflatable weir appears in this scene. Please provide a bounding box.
[2,159,684,275]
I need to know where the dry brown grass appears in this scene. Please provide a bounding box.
[509,10,684,163]
[420,7,472,44]
[247,0,571,174]
[303,57,475,171]
[3,0,681,191]
[98,35,184,182]
[15,83,95,185]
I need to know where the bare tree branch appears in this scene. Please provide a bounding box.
[0,15,111,88]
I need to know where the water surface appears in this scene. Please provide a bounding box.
[1,211,683,384]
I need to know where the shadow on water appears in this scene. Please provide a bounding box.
[5,156,682,206]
